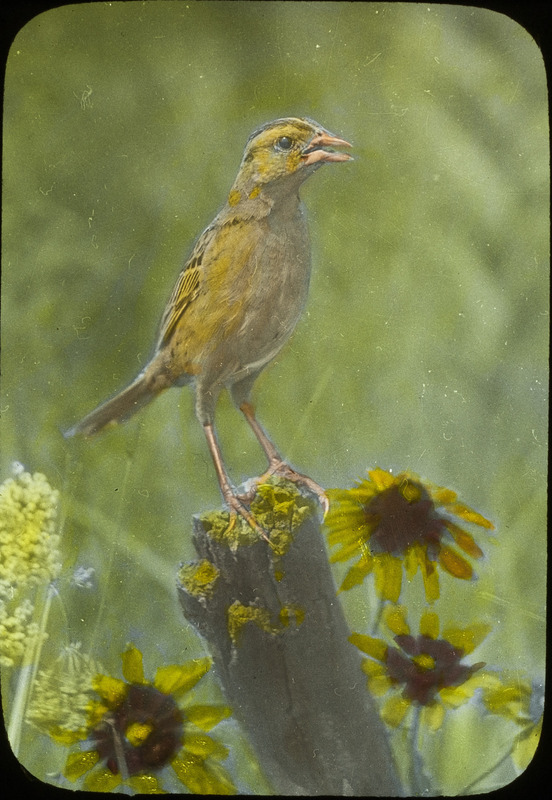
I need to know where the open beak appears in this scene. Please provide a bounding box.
[302,131,353,166]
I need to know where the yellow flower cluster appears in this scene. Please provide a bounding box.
[26,643,102,744]
[0,465,61,666]
[0,597,40,668]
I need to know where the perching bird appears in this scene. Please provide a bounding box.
[66,117,352,537]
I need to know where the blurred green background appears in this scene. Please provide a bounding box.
[2,1,547,792]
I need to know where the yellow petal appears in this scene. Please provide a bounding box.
[361,660,394,696]
[368,674,394,696]
[374,553,403,602]
[326,488,357,504]
[368,467,396,492]
[339,556,373,591]
[439,546,473,580]
[482,675,532,717]
[512,718,543,771]
[431,486,458,505]
[381,694,411,727]
[421,702,446,731]
[350,481,377,498]
[92,674,127,706]
[349,632,388,662]
[122,644,146,684]
[49,726,88,746]
[64,750,99,782]
[439,684,474,707]
[445,521,484,559]
[326,517,364,543]
[185,704,232,731]
[86,699,111,729]
[448,502,494,529]
[442,623,491,654]
[419,554,440,603]
[127,774,166,794]
[84,766,122,792]
[404,545,421,579]
[183,731,229,760]
[172,754,236,795]
[154,657,211,696]
[463,670,492,694]
[330,535,367,563]
[420,610,440,639]
[361,658,387,677]
[484,685,524,714]
[383,604,410,636]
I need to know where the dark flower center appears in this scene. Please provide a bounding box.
[386,634,483,706]
[90,684,184,776]
[365,480,446,558]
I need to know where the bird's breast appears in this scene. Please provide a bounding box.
[232,208,311,351]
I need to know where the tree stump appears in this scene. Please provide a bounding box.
[177,480,402,796]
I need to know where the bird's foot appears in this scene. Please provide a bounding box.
[239,460,329,516]
[224,492,273,546]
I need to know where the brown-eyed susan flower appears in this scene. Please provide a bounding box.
[350,606,491,730]
[326,468,494,602]
[60,644,235,794]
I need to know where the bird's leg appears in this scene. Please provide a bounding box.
[202,423,271,543]
[239,401,329,515]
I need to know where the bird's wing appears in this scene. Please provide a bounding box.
[156,224,216,346]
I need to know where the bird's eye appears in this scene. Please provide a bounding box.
[275,136,293,151]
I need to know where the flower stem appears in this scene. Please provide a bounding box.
[7,583,55,755]
[460,745,515,794]
[408,705,433,795]
[371,595,385,635]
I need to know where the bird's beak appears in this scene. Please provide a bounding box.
[302,131,353,166]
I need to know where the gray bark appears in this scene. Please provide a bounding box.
[177,497,402,796]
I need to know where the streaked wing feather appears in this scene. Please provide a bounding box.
[157,225,215,345]
[158,267,200,344]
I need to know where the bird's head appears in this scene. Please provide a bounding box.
[229,117,352,202]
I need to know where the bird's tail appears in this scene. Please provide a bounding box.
[65,373,157,438]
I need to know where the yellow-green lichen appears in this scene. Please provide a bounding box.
[200,510,260,549]
[227,601,278,646]
[251,478,314,530]
[278,604,306,628]
[200,478,316,554]
[179,560,220,598]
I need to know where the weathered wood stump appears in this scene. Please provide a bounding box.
[177,480,402,796]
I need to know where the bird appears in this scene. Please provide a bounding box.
[66,117,352,539]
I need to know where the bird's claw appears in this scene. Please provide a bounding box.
[224,493,273,545]
[239,461,329,516]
